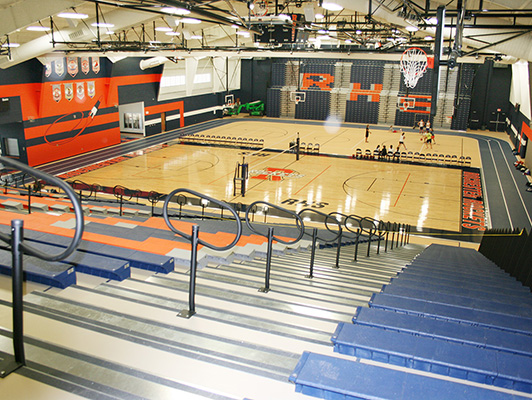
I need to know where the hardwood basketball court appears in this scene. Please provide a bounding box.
[66,118,480,233]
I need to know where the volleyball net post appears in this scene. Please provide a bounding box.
[234,156,248,197]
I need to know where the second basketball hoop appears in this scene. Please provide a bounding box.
[400,47,429,89]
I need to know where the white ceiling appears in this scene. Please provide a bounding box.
[1,0,532,68]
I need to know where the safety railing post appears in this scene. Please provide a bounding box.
[306,228,318,278]
[334,230,342,269]
[396,224,401,248]
[366,233,371,257]
[178,225,199,319]
[0,156,84,379]
[259,227,274,293]
[407,225,411,243]
[354,232,359,261]
[27,186,32,214]
[391,223,396,250]
[11,219,25,365]
[119,194,123,216]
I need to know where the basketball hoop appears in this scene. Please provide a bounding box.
[290,91,306,106]
[251,0,269,17]
[400,47,429,89]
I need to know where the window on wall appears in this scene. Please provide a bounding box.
[161,75,186,87]
[193,73,211,84]
[4,138,19,157]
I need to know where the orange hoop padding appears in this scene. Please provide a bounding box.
[427,55,435,69]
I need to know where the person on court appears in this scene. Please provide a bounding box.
[365,124,371,142]
[398,131,407,150]
[418,119,425,134]
[424,130,433,149]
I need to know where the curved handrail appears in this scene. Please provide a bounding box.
[344,214,363,237]
[244,201,305,245]
[113,184,134,201]
[329,212,361,238]
[367,217,387,238]
[0,157,84,262]
[148,190,162,204]
[163,188,242,251]
[298,208,341,243]
[69,179,96,199]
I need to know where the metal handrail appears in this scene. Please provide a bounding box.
[298,208,341,277]
[0,158,84,261]
[245,201,304,292]
[164,189,242,251]
[163,189,242,318]
[0,156,84,378]
[328,212,360,266]
[366,217,387,254]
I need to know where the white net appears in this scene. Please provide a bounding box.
[400,47,428,89]
[251,0,269,17]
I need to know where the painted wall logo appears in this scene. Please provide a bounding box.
[250,167,304,181]
[349,83,383,102]
[462,169,486,231]
[301,73,334,91]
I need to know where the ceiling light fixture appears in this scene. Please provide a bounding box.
[91,22,114,28]
[161,7,190,15]
[424,35,433,41]
[190,35,202,39]
[2,43,20,48]
[155,26,172,32]
[355,30,362,35]
[26,26,50,32]
[405,25,419,32]
[165,31,181,36]
[321,2,343,12]
[315,13,324,19]
[57,12,89,19]
[180,18,201,24]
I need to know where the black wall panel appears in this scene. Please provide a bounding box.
[295,90,329,120]
[266,88,281,118]
[240,59,272,104]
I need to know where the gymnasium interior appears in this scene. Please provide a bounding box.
[1,1,532,399]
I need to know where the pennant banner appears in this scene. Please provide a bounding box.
[64,83,73,102]
[76,82,85,101]
[81,57,90,75]
[44,62,52,78]
[67,57,78,77]
[87,81,95,98]
[54,58,65,77]
[92,57,100,74]
[52,84,61,103]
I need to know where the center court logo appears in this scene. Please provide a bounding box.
[250,167,304,181]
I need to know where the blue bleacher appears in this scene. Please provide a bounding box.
[331,322,532,392]
[290,352,530,400]
[385,278,532,303]
[352,306,532,357]
[24,229,174,274]
[381,284,532,318]
[0,249,76,288]
[370,292,532,336]
[395,269,530,294]
[14,240,130,281]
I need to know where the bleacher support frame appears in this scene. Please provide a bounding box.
[0,156,84,378]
